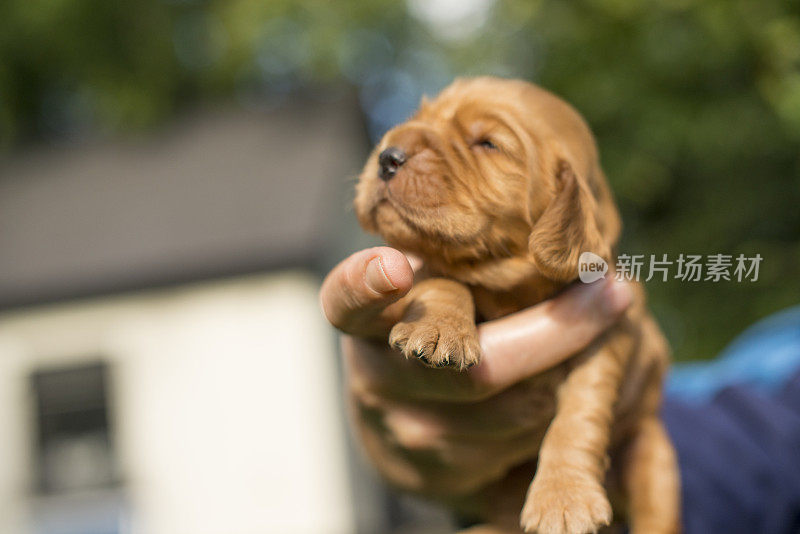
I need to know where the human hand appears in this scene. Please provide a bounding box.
[320,247,632,517]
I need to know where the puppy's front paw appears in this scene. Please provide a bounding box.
[520,475,611,534]
[389,317,481,371]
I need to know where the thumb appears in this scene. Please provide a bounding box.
[320,247,414,339]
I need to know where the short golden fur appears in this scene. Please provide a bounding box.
[354,77,680,534]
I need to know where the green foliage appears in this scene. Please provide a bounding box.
[0,0,411,144]
[1,0,797,360]
[517,1,800,361]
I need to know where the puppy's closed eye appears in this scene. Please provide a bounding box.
[473,138,498,150]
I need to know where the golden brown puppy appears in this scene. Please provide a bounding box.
[354,77,680,534]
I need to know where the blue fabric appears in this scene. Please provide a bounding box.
[663,305,800,534]
[667,305,800,401]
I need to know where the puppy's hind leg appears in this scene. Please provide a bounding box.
[621,416,680,534]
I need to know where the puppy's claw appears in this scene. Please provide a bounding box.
[389,319,481,371]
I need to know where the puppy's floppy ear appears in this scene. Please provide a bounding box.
[529,157,610,281]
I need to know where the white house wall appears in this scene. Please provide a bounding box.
[0,272,354,534]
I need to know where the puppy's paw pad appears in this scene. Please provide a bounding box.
[389,319,480,371]
[520,477,611,534]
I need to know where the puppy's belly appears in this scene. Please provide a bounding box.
[483,335,654,474]
[494,361,572,466]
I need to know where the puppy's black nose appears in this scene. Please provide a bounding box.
[378,147,406,181]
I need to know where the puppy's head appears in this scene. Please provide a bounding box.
[355,77,620,284]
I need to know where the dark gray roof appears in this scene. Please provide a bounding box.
[0,97,369,309]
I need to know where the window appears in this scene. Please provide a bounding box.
[31,362,117,494]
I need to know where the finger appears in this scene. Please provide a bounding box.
[396,430,541,494]
[375,381,553,443]
[470,277,633,393]
[320,247,413,338]
[354,402,542,495]
[344,277,632,401]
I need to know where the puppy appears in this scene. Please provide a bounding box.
[354,77,680,534]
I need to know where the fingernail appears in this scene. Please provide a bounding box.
[365,256,397,293]
[603,279,633,315]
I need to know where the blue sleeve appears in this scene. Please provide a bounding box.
[663,305,800,534]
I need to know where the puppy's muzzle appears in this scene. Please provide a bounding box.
[378,146,406,181]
